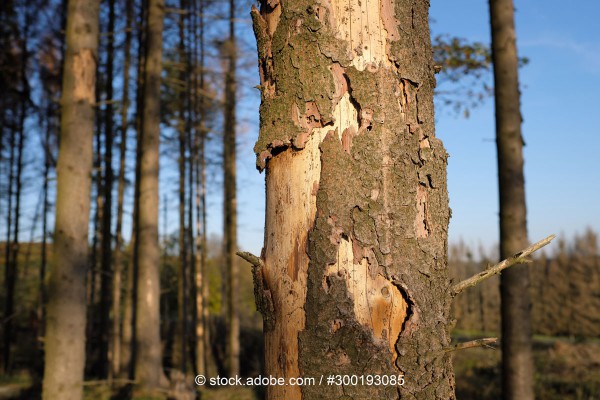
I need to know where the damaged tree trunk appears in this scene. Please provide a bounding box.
[251,1,453,398]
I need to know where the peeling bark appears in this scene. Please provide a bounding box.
[253,1,453,399]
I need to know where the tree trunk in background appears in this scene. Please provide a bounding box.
[223,0,239,377]
[196,0,210,376]
[489,1,534,399]
[135,0,166,389]
[111,0,134,380]
[252,1,452,398]
[2,110,16,375]
[121,0,148,379]
[174,0,188,372]
[192,1,209,369]
[99,0,116,379]
[42,0,99,398]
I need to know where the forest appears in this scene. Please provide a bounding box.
[1,0,599,399]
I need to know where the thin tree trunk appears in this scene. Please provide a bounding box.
[174,0,188,372]
[42,0,99,398]
[121,0,148,380]
[100,0,116,379]
[191,0,207,376]
[3,6,29,372]
[223,0,239,377]
[110,0,133,380]
[186,14,195,369]
[2,113,16,375]
[489,1,534,399]
[251,1,453,399]
[135,0,166,388]
[198,0,210,375]
[89,84,104,311]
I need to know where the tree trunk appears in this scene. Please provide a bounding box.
[195,0,210,376]
[100,0,116,379]
[121,0,148,379]
[135,0,166,389]
[42,0,99,398]
[110,0,133,380]
[489,1,534,399]
[252,1,453,399]
[223,0,239,377]
[174,0,188,372]
[2,108,16,375]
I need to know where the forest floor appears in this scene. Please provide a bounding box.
[1,335,599,399]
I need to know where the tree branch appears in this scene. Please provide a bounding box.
[451,234,556,296]
[444,337,497,353]
[236,251,264,269]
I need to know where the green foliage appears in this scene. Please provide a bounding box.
[432,34,528,117]
[433,34,493,117]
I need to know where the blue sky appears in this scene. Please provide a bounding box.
[204,0,600,256]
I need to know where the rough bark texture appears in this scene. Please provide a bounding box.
[224,0,239,377]
[489,1,534,399]
[253,1,453,399]
[42,0,98,398]
[135,0,166,389]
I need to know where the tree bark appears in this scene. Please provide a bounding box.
[42,0,99,398]
[135,0,166,389]
[489,1,534,399]
[252,1,453,399]
[223,0,239,377]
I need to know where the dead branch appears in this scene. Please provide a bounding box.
[236,251,264,269]
[451,234,556,296]
[444,337,498,353]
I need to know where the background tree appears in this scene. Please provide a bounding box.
[223,0,239,377]
[42,0,99,398]
[135,0,167,389]
[489,0,535,399]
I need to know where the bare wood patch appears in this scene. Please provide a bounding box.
[329,0,393,71]
[73,49,96,103]
[324,237,408,361]
[415,185,429,238]
[262,89,360,398]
